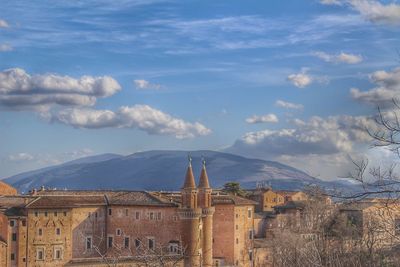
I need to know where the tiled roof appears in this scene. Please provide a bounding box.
[26,195,106,208]
[212,194,257,206]
[107,191,177,206]
[0,196,34,209]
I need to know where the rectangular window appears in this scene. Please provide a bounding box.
[86,237,92,249]
[44,211,48,217]
[56,228,61,235]
[249,250,253,261]
[125,209,129,216]
[54,247,62,260]
[38,228,43,236]
[124,236,130,249]
[148,238,155,250]
[9,220,15,227]
[35,211,39,217]
[108,236,113,248]
[135,211,140,220]
[11,253,15,261]
[135,239,141,249]
[149,212,154,220]
[36,248,44,260]
[249,230,254,240]
[22,220,26,227]
[63,211,67,216]
[247,208,252,219]
[116,229,121,236]
[157,212,162,220]
[108,209,112,216]
[54,212,58,217]
[12,233,17,241]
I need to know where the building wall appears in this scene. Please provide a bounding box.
[26,209,73,267]
[106,206,183,257]
[213,204,235,263]
[233,206,254,267]
[8,217,27,267]
[71,207,106,259]
[0,241,7,267]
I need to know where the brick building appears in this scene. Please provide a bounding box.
[0,159,256,267]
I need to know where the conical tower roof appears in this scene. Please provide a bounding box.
[183,156,196,188]
[198,159,210,188]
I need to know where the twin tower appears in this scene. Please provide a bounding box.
[179,157,215,267]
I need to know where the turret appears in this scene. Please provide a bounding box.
[181,156,198,209]
[198,158,211,208]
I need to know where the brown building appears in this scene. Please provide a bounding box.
[0,161,256,267]
[248,188,308,212]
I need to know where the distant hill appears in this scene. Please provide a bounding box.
[3,150,356,193]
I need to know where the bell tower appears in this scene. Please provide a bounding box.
[198,158,215,267]
[179,156,202,267]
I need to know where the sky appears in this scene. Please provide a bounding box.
[1,0,400,180]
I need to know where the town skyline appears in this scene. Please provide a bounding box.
[1,0,400,180]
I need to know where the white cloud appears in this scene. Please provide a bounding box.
[53,105,211,139]
[8,153,34,162]
[228,114,376,158]
[0,19,9,28]
[320,0,343,5]
[287,69,313,88]
[313,51,363,64]
[0,68,121,110]
[351,67,400,108]
[350,0,400,25]
[134,79,162,90]
[0,44,13,52]
[275,100,304,110]
[246,114,278,124]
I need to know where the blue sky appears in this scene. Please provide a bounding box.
[1,0,400,179]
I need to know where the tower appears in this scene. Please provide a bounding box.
[179,156,202,267]
[198,158,215,267]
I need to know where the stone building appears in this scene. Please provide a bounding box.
[0,161,256,267]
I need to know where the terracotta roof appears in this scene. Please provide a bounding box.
[274,201,306,210]
[183,165,196,188]
[0,196,34,209]
[0,181,17,196]
[198,164,210,188]
[212,194,257,206]
[107,191,177,206]
[26,195,106,209]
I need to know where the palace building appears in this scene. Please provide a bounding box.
[0,159,256,267]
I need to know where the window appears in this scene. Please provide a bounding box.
[236,225,238,230]
[95,212,98,218]
[12,233,17,241]
[135,211,140,220]
[54,212,58,217]
[86,237,92,250]
[249,230,254,240]
[124,236,130,249]
[247,208,252,219]
[108,209,112,216]
[38,228,43,236]
[168,241,180,254]
[11,253,15,261]
[148,238,155,250]
[116,229,121,236]
[249,250,253,261]
[108,236,113,248]
[54,247,62,260]
[135,239,141,249]
[22,220,26,227]
[125,209,129,216]
[63,211,67,216]
[36,248,44,260]
[157,212,162,220]
[35,211,38,217]
[149,212,154,220]
[236,238,239,244]
[44,211,48,217]
[9,220,15,227]
[56,228,61,236]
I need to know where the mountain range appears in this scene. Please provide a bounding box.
[3,150,356,193]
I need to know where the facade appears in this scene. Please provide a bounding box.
[0,162,256,267]
[248,188,308,212]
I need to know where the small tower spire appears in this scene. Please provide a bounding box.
[183,154,196,188]
[198,156,210,188]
